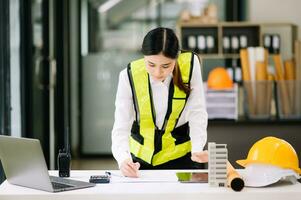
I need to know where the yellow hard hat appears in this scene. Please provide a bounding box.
[237,136,301,174]
[207,67,233,90]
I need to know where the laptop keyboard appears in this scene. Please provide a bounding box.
[51,182,73,190]
[49,175,95,191]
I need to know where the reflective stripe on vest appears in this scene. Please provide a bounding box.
[128,52,194,166]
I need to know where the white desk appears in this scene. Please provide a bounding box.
[0,170,301,200]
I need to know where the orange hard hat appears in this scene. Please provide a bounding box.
[207,67,233,90]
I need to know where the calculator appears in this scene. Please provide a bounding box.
[89,175,110,183]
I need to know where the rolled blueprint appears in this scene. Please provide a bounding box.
[227,161,244,192]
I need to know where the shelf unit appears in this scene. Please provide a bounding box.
[176,23,301,168]
[177,22,298,60]
[177,21,300,121]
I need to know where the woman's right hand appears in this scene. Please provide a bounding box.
[120,158,140,177]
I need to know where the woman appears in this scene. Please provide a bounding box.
[112,27,208,177]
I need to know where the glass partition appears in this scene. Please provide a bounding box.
[80,0,225,154]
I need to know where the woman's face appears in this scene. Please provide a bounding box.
[144,53,176,82]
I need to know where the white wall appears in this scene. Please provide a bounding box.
[249,0,301,39]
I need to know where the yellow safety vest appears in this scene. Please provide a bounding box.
[127,52,194,166]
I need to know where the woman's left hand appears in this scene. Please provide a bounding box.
[191,150,208,163]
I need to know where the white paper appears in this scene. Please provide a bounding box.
[109,171,178,183]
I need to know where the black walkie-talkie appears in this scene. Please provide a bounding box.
[58,127,71,177]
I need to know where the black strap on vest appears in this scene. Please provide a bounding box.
[127,64,139,123]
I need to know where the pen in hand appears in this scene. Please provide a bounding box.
[120,158,140,177]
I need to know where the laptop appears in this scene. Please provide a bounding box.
[0,135,95,192]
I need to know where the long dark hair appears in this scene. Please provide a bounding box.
[142,27,190,95]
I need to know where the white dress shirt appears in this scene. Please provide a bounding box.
[111,54,208,167]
